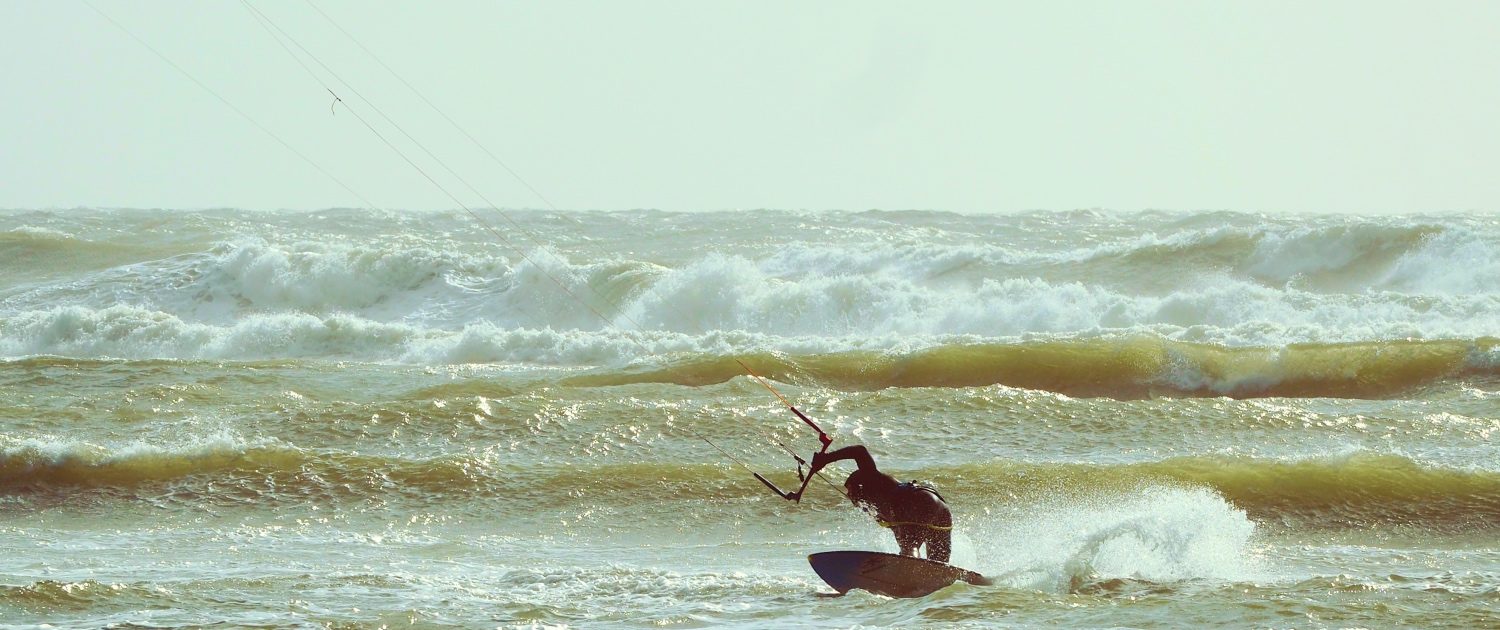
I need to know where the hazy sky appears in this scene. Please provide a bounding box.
[3,1,1499,213]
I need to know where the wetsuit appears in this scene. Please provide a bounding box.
[807,445,953,562]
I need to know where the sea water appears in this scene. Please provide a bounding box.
[2,208,1497,628]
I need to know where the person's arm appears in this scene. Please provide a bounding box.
[806,445,877,478]
[784,445,878,502]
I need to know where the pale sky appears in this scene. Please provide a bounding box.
[3,1,1499,213]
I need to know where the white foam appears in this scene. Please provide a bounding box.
[4,286,1499,365]
[4,211,1499,362]
[4,225,75,239]
[972,486,1259,592]
[0,430,268,470]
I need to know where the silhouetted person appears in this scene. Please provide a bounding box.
[797,444,952,562]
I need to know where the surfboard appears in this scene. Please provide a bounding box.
[808,550,993,598]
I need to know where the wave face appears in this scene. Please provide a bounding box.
[8,433,1491,531]
[564,337,1500,399]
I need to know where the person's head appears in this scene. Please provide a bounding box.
[843,468,895,506]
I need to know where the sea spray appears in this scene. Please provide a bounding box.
[972,486,1258,593]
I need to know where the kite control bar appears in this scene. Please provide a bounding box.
[728,359,835,502]
[753,404,833,502]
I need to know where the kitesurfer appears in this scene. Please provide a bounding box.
[794,445,952,562]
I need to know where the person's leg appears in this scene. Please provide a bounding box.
[926,529,952,563]
[894,527,921,557]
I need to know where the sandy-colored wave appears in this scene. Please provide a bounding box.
[5,437,1494,531]
[566,337,1500,399]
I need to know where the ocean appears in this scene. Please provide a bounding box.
[1,207,1496,628]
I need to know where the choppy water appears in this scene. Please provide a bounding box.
[2,208,1497,628]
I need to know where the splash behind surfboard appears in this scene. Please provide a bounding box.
[808,550,992,598]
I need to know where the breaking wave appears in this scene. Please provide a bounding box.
[5,307,1495,398]
[976,486,1258,592]
[4,211,1499,353]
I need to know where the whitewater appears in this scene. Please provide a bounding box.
[2,208,1497,628]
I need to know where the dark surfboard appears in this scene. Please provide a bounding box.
[808,550,993,598]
